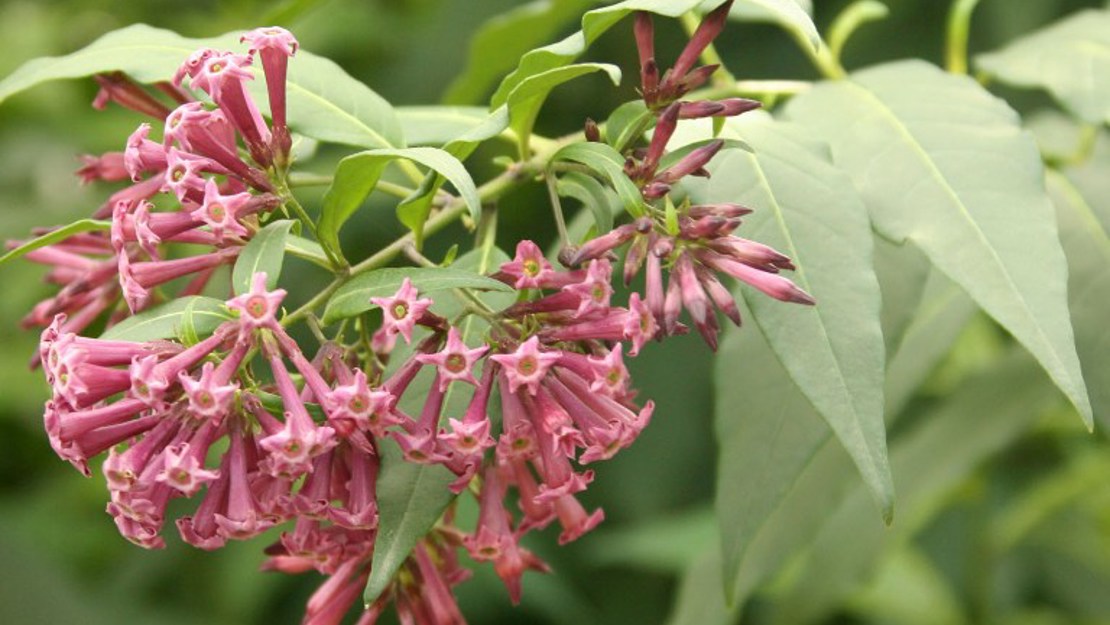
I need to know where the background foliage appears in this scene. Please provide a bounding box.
[1,1,1108,624]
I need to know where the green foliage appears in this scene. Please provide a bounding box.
[321,266,512,325]
[231,220,294,294]
[100,297,232,342]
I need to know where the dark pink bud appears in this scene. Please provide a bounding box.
[92,72,171,119]
[677,100,726,119]
[672,0,733,79]
[656,139,724,184]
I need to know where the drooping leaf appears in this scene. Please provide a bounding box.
[714,263,976,609]
[490,0,728,108]
[721,0,821,50]
[556,171,617,235]
[873,236,931,356]
[549,142,646,217]
[505,63,621,156]
[685,113,892,521]
[321,267,512,326]
[1046,168,1110,429]
[443,0,603,105]
[771,349,1057,625]
[785,59,1093,428]
[231,220,294,295]
[0,24,404,149]
[100,296,231,341]
[0,220,110,268]
[976,9,1110,125]
[363,443,455,605]
[604,100,652,151]
[318,147,481,261]
[396,107,510,248]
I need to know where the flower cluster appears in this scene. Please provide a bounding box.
[11,27,297,342]
[18,8,814,625]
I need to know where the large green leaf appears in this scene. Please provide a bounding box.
[0,24,403,149]
[666,549,739,625]
[713,267,976,609]
[231,220,294,295]
[321,266,512,326]
[785,60,1093,428]
[490,0,727,108]
[686,113,892,520]
[976,9,1110,125]
[771,349,1058,625]
[318,147,481,260]
[0,220,110,268]
[1046,167,1110,429]
[100,296,231,342]
[443,0,603,105]
[505,62,621,156]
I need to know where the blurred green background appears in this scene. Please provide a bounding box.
[0,1,1106,624]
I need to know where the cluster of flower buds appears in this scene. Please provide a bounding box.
[559,3,813,350]
[9,27,297,342]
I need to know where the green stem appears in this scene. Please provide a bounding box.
[545,172,571,248]
[796,34,847,80]
[280,164,530,328]
[828,1,890,64]
[946,0,982,75]
[286,172,334,187]
[374,180,421,200]
[680,12,736,89]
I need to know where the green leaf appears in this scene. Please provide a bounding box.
[318,147,481,260]
[0,24,403,149]
[321,267,512,325]
[604,100,652,151]
[666,549,740,625]
[1046,167,1110,429]
[723,0,821,50]
[976,9,1110,125]
[363,443,455,605]
[873,237,931,356]
[590,509,715,574]
[0,219,110,268]
[505,63,621,156]
[443,0,603,105]
[100,296,231,342]
[556,171,617,235]
[687,113,892,521]
[231,220,294,295]
[785,59,1093,429]
[395,106,500,146]
[771,349,1057,625]
[549,142,646,217]
[490,0,726,108]
[714,265,976,609]
[284,234,331,269]
[395,107,510,248]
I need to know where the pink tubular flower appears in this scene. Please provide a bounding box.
[241,26,298,161]
[416,327,489,391]
[370,278,433,344]
[490,336,561,395]
[227,271,287,330]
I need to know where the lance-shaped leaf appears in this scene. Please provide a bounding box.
[1046,167,1110,429]
[550,142,646,218]
[322,266,512,325]
[395,106,498,147]
[976,9,1110,125]
[557,171,617,235]
[684,113,892,521]
[0,24,403,149]
[444,0,603,105]
[284,234,331,269]
[0,220,110,268]
[712,249,976,608]
[505,63,621,156]
[318,147,481,261]
[231,220,294,294]
[491,0,728,108]
[785,60,1093,428]
[100,296,231,342]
